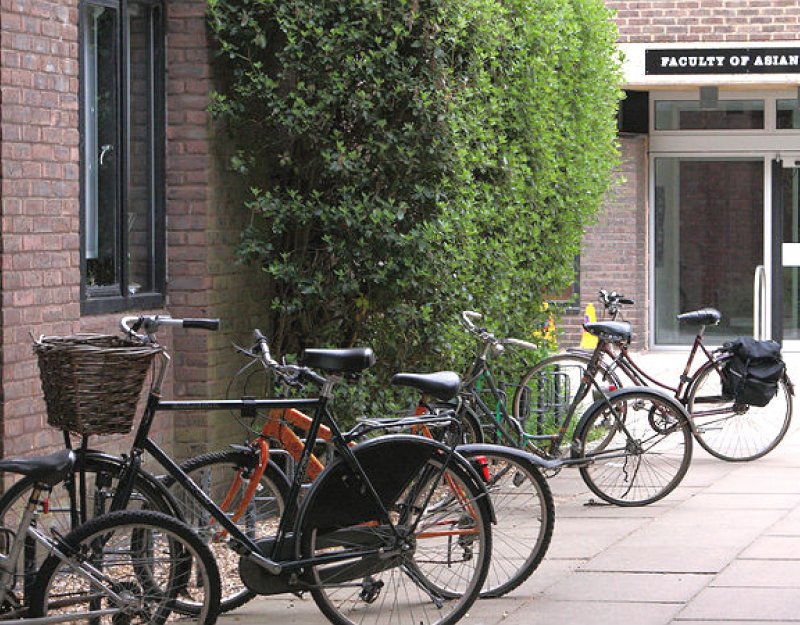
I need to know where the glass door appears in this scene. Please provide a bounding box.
[653,157,765,344]
[777,162,800,344]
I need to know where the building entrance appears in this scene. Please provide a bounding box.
[649,89,800,348]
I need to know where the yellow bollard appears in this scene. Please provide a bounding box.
[580,303,598,349]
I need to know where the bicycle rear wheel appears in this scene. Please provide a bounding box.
[163,448,289,614]
[687,358,792,461]
[574,389,692,506]
[301,439,491,625]
[458,445,554,597]
[29,509,221,625]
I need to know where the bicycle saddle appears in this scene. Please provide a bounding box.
[0,449,75,486]
[390,371,461,401]
[583,321,631,343]
[300,347,376,373]
[676,308,722,326]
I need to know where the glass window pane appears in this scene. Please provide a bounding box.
[127,2,157,294]
[654,158,763,344]
[777,99,800,129]
[84,4,119,288]
[781,168,800,340]
[655,100,764,130]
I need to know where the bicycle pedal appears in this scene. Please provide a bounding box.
[583,498,612,507]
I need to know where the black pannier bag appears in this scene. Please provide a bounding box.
[720,337,785,407]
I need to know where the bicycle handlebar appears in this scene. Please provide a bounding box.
[250,328,327,387]
[598,289,634,308]
[120,315,220,341]
[460,310,540,353]
[461,310,483,332]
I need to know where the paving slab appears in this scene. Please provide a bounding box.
[712,559,800,587]
[677,587,800,621]
[739,535,800,559]
[545,571,712,603]
[543,516,647,559]
[479,598,683,625]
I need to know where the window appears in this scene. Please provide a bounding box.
[777,98,800,129]
[654,99,764,130]
[81,0,165,313]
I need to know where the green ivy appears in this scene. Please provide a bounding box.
[207,0,622,420]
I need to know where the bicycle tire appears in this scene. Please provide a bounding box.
[162,448,290,614]
[686,357,793,461]
[573,388,692,506]
[300,437,491,625]
[0,453,174,593]
[457,444,554,597]
[29,509,221,625]
[512,352,623,449]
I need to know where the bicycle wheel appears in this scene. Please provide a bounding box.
[0,454,173,594]
[163,448,290,614]
[687,358,792,461]
[301,439,491,625]
[458,444,554,597]
[513,352,623,448]
[574,389,692,506]
[29,509,221,625]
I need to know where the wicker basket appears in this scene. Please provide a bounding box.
[33,334,163,436]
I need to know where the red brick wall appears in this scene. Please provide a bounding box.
[561,134,649,350]
[166,1,268,459]
[607,0,800,43]
[0,1,81,457]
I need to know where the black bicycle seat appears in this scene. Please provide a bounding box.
[390,371,461,402]
[676,308,722,326]
[583,321,631,343]
[300,347,376,374]
[0,449,75,486]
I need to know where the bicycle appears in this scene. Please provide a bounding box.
[516,290,793,462]
[6,315,494,625]
[0,449,220,624]
[454,311,694,507]
[168,333,554,600]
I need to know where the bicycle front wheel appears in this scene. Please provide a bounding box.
[29,509,221,625]
[513,352,622,447]
[574,389,692,506]
[458,444,554,597]
[687,358,792,461]
[301,445,491,625]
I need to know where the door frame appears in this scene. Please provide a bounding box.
[648,88,800,349]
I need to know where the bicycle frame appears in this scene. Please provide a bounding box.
[581,329,722,403]
[209,395,483,542]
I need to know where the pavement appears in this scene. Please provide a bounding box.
[221,351,800,625]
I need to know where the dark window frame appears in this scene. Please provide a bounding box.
[79,0,166,315]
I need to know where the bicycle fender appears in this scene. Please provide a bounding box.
[296,434,495,534]
[456,442,561,474]
[571,386,695,459]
